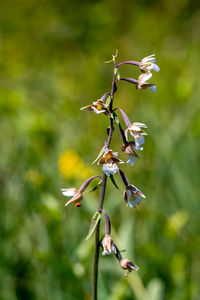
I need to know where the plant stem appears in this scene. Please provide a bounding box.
[92,172,107,300]
[92,68,116,300]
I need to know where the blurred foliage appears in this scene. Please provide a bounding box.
[0,0,200,299]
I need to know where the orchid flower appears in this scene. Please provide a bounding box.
[61,188,83,207]
[98,149,124,176]
[125,122,147,151]
[61,175,102,207]
[80,99,111,116]
[123,184,146,208]
[139,54,160,73]
[121,141,139,166]
[119,258,139,276]
[137,71,156,93]
[102,234,116,256]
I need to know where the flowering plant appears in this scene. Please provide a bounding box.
[61,51,159,299]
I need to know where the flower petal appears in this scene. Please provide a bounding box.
[149,85,156,93]
[61,188,77,197]
[102,163,119,176]
[129,196,143,208]
[127,155,137,166]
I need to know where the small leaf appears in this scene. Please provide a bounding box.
[110,174,119,190]
[86,211,101,240]
[92,145,105,165]
[105,96,111,108]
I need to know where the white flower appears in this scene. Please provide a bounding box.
[102,163,119,176]
[125,122,147,151]
[140,54,160,73]
[61,188,83,207]
[123,184,146,208]
[80,99,110,116]
[137,71,157,92]
[102,234,116,256]
[99,149,124,176]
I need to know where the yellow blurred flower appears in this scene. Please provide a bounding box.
[58,150,94,180]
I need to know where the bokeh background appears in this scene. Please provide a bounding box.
[1,0,200,299]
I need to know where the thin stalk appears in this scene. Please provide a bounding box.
[92,67,116,300]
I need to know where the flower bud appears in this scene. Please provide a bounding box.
[120,258,139,276]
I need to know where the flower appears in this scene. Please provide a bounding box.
[61,176,102,208]
[136,71,156,92]
[125,122,147,151]
[80,99,111,116]
[61,188,83,207]
[120,258,139,276]
[102,234,116,256]
[98,149,124,176]
[139,54,160,73]
[123,184,146,208]
[102,163,119,176]
[121,142,139,166]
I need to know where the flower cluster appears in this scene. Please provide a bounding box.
[61,53,159,280]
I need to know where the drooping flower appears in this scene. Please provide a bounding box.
[61,188,83,207]
[80,99,111,116]
[98,149,124,176]
[139,54,160,73]
[123,184,146,208]
[121,142,139,166]
[102,234,116,256]
[61,175,102,208]
[114,245,139,276]
[136,72,156,93]
[125,122,147,151]
[119,258,139,276]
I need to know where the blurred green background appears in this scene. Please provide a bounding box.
[1,0,200,299]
